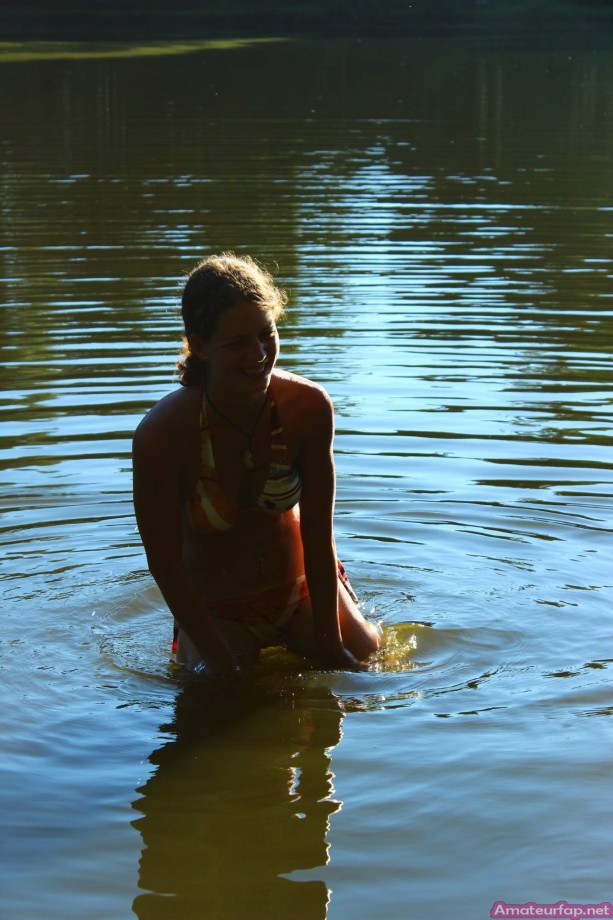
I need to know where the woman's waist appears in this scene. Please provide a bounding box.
[182,532,305,601]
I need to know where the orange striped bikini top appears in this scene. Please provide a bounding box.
[188,385,302,533]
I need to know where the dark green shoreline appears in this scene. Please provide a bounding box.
[1,1,612,42]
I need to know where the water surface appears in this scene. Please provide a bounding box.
[1,36,612,920]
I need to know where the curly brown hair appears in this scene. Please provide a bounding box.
[177,253,288,386]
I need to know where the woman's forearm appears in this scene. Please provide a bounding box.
[302,540,343,646]
[302,540,363,670]
[148,559,236,671]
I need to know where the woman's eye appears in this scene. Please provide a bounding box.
[223,328,275,349]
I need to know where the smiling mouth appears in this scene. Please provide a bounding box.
[242,363,270,377]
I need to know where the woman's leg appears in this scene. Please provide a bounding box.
[282,580,382,663]
[175,617,261,671]
[337,579,383,661]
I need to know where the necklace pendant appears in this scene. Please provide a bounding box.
[243,448,256,470]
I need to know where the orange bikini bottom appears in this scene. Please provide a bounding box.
[205,574,310,647]
[173,560,358,659]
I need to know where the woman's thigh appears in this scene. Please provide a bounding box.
[175,617,261,670]
[282,581,382,662]
[337,581,383,660]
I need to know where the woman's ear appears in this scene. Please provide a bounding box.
[188,333,207,361]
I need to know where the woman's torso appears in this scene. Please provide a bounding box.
[173,371,307,599]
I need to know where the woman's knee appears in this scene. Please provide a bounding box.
[338,586,383,660]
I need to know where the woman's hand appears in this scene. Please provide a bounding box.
[314,637,368,672]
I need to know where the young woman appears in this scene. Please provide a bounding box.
[132,253,382,676]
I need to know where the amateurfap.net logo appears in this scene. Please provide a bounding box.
[490,902,613,919]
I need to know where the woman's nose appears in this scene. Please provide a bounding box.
[249,338,267,361]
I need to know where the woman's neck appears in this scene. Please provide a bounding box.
[205,379,270,432]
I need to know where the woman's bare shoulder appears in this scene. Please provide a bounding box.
[133,386,199,449]
[272,370,334,449]
[272,368,333,413]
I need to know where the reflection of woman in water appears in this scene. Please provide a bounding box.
[133,253,381,675]
[132,679,344,920]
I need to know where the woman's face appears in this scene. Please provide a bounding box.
[194,301,280,396]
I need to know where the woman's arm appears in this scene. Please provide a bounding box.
[132,418,238,675]
[298,386,361,669]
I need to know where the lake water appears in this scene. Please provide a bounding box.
[1,35,612,920]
